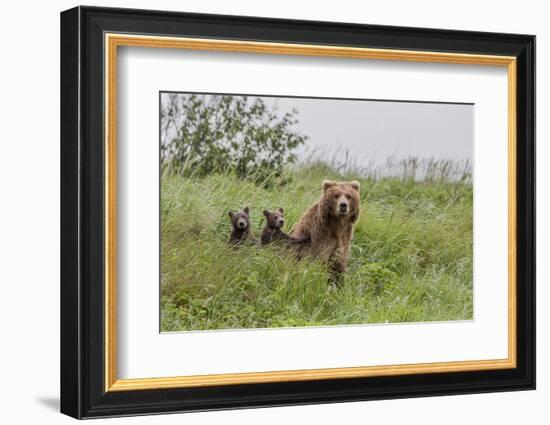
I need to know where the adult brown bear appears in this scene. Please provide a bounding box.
[289,180,361,277]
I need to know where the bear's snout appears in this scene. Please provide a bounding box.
[277,218,284,228]
[237,218,248,229]
[338,200,349,214]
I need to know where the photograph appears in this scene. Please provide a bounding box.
[160,92,474,332]
[58,5,536,419]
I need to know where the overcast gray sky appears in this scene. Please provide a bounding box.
[161,93,473,170]
[263,96,473,167]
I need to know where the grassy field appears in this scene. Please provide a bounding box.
[160,162,473,332]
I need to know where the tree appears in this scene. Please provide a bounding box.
[161,94,308,181]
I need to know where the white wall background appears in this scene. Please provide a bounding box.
[0,1,545,423]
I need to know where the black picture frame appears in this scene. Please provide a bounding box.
[60,5,535,419]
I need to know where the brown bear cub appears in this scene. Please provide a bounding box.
[228,207,255,245]
[289,180,361,277]
[261,208,311,246]
[261,208,288,245]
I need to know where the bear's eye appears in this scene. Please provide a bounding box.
[333,192,341,199]
[345,194,352,200]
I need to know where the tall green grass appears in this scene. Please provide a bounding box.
[160,161,473,332]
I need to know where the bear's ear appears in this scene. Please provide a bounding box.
[263,209,270,217]
[322,180,336,192]
[243,206,250,215]
[228,211,234,218]
[349,181,360,191]
[277,207,284,214]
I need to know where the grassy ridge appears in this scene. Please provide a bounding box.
[160,163,473,332]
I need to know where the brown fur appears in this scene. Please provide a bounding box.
[228,207,256,245]
[261,208,311,247]
[261,208,288,245]
[289,180,361,276]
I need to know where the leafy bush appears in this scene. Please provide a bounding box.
[161,94,308,182]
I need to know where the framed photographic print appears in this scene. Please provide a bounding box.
[60,6,535,419]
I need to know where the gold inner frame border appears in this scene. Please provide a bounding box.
[104,33,517,392]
